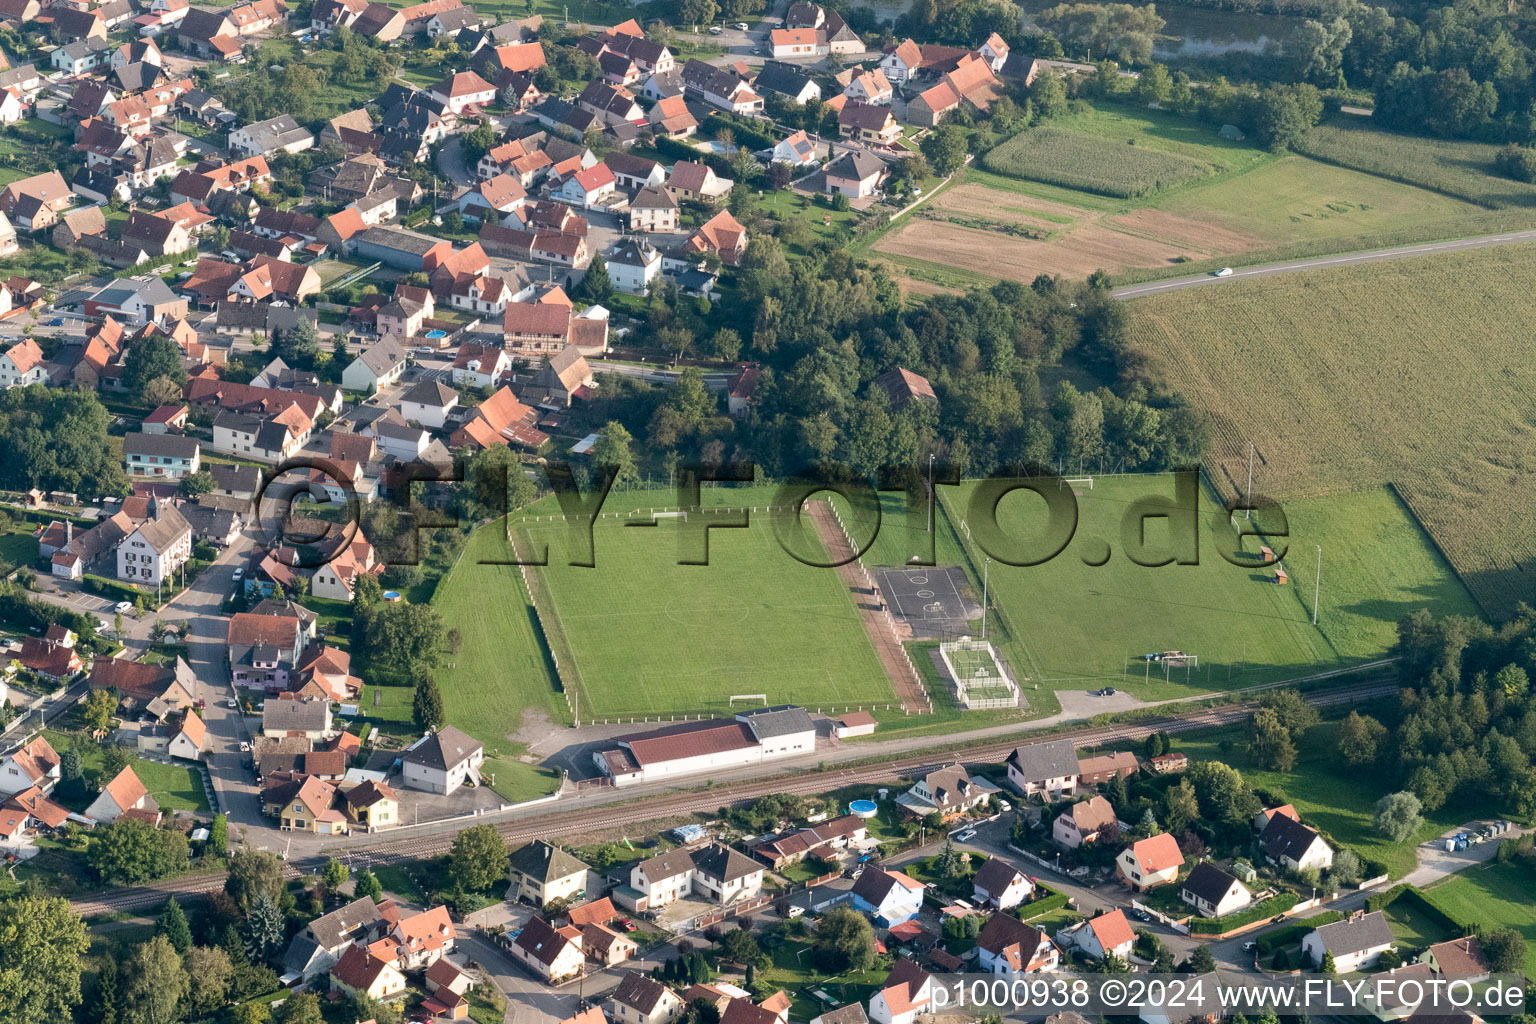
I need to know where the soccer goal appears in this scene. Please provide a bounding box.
[651,510,687,521]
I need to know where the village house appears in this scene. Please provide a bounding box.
[509,916,585,983]
[1259,811,1334,872]
[838,101,900,145]
[971,855,1034,909]
[850,866,924,926]
[898,763,997,819]
[329,944,406,1002]
[608,972,683,1024]
[628,844,764,909]
[1180,862,1253,919]
[116,503,192,586]
[1005,738,1079,799]
[0,736,60,796]
[1303,911,1395,972]
[400,726,483,794]
[975,913,1059,974]
[868,959,932,1024]
[508,840,590,906]
[84,765,154,823]
[1059,908,1135,962]
[1054,794,1118,849]
[823,150,888,199]
[1078,750,1139,785]
[1117,832,1184,890]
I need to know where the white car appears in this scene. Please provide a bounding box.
[226,698,238,708]
[709,24,723,33]
[1212,267,1234,277]
[955,829,978,842]
[114,601,133,614]
[239,741,251,752]
[232,567,245,581]
[997,799,1012,812]
[734,21,748,29]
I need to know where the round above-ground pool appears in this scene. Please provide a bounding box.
[423,329,448,339]
[849,799,879,818]
[383,590,402,602]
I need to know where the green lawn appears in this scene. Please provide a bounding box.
[511,486,894,718]
[481,750,561,804]
[1381,896,1457,952]
[936,477,1477,700]
[1422,862,1536,975]
[431,523,569,745]
[372,863,429,904]
[46,731,209,813]
[1169,719,1490,878]
[0,530,39,571]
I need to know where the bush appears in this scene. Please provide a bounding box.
[1189,893,1299,934]
[1019,882,1070,920]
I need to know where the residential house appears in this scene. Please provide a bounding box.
[755,61,820,103]
[123,432,200,481]
[629,843,764,909]
[1005,738,1080,799]
[282,895,384,981]
[899,763,997,818]
[400,378,459,430]
[1077,750,1139,785]
[451,342,511,389]
[229,115,315,158]
[527,347,593,407]
[1149,752,1189,773]
[84,765,155,823]
[682,209,748,266]
[329,944,406,1002]
[975,913,1059,975]
[448,384,545,450]
[342,779,399,832]
[868,960,932,1024]
[1180,862,1252,919]
[608,972,683,1024]
[904,54,999,127]
[628,185,678,232]
[400,726,483,794]
[872,366,937,410]
[0,736,60,796]
[510,916,585,982]
[726,364,761,417]
[0,339,47,387]
[262,698,333,740]
[647,93,697,137]
[353,226,452,271]
[1054,795,1118,848]
[1259,812,1334,872]
[1303,911,1395,973]
[838,101,899,145]
[772,129,818,167]
[748,814,868,869]
[850,866,924,926]
[680,59,761,113]
[1059,909,1135,962]
[823,150,887,198]
[52,206,107,250]
[116,503,192,586]
[342,337,407,392]
[226,610,304,689]
[971,855,1033,909]
[508,840,590,906]
[429,70,496,113]
[845,66,892,105]
[980,32,1009,70]
[1420,937,1490,982]
[84,276,186,325]
[665,160,731,204]
[1117,833,1184,890]
[606,238,661,294]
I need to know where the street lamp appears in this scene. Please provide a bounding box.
[926,453,935,533]
[981,557,990,639]
[1312,545,1321,625]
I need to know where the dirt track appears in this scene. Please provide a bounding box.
[805,499,931,714]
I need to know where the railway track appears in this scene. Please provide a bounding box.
[71,677,1395,917]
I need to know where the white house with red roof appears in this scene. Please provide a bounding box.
[1058,908,1135,961]
[868,959,932,1024]
[0,338,47,388]
[0,735,61,796]
[429,70,496,114]
[85,764,155,824]
[1117,833,1184,890]
[553,162,617,209]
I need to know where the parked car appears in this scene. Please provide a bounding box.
[114,601,133,614]
[709,24,723,33]
[45,318,63,327]
[1242,941,1258,952]
[997,799,1012,812]
[232,567,244,582]
[239,741,250,752]
[955,829,978,842]
[1129,907,1151,921]
[195,699,207,709]
[618,918,636,931]
[226,698,238,708]
[734,21,748,28]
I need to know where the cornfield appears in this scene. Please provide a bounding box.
[1125,243,1536,616]
[1293,122,1536,209]
[983,126,1212,198]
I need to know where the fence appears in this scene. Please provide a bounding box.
[507,526,580,724]
[506,504,794,524]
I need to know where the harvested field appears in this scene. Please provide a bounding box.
[1125,242,1536,615]
[876,217,1202,281]
[933,184,1083,228]
[1107,208,1265,252]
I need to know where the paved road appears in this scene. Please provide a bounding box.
[1111,230,1536,300]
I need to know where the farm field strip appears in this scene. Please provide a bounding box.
[984,124,1213,198]
[1293,121,1536,208]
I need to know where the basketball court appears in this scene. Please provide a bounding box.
[873,565,977,639]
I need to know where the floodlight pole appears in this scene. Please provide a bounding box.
[1312,545,1321,625]
[981,557,990,639]
[1245,442,1254,519]
[927,453,935,533]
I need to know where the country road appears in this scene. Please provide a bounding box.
[1110,229,1536,299]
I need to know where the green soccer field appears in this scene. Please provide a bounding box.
[936,474,1478,698]
[515,488,897,719]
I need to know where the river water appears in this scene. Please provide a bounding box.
[1017,0,1299,58]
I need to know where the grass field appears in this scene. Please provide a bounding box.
[934,476,1476,699]
[45,731,210,813]
[1294,120,1536,208]
[1170,718,1488,878]
[517,488,894,718]
[985,124,1213,198]
[1124,244,1536,615]
[1424,862,1536,974]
